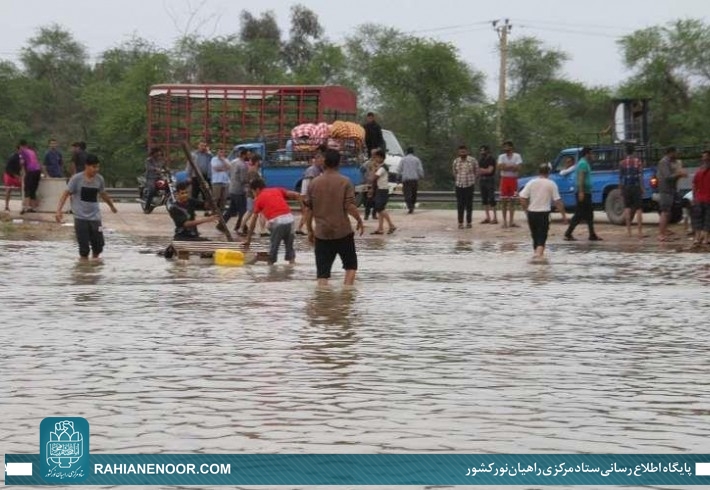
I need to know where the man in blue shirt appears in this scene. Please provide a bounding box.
[43,138,64,178]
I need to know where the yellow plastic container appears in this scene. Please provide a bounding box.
[214,249,245,267]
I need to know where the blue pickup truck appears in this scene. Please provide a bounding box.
[227,129,405,201]
[518,146,659,225]
[518,145,704,224]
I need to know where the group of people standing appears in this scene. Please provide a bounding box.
[3,137,114,261]
[451,140,523,229]
[3,136,120,262]
[4,139,88,213]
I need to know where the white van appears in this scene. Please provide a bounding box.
[382,129,404,178]
[354,129,405,202]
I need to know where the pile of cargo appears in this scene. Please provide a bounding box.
[290,121,365,151]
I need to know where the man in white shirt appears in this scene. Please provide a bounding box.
[497,140,523,228]
[210,147,231,214]
[369,149,396,234]
[519,164,568,262]
[399,146,425,214]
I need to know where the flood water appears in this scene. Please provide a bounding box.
[1,231,709,489]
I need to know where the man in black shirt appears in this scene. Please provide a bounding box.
[169,182,219,240]
[363,112,385,155]
[478,145,498,224]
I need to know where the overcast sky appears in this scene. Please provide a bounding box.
[1,0,708,99]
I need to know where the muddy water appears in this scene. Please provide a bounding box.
[1,232,709,488]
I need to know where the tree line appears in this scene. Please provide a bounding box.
[1,6,709,188]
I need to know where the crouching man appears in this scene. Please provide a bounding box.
[243,178,302,265]
[169,182,220,241]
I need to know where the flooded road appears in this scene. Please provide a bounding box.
[1,232,709,488]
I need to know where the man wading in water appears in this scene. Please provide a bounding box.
[519,164,567,263]
[56,154,117,261]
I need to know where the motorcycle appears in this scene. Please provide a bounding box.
[137,167,176,214]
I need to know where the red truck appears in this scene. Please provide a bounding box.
[147,84,404,193]
[148,84,358,150]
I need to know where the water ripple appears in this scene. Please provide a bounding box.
[1,235,709,489]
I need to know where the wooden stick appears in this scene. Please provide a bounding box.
[180,141,233,242]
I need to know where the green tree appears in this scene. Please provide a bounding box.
[0,62,33,153]
[290,41,353,86]
[617,19,710,145]
[239,10,281,44]
[84,40,173,185]
[507,36,569,97]
[175,35,246,83]
[504,80,611,172]
[282,4,324,76]
[20,24,90,142]
[346,25,485,186]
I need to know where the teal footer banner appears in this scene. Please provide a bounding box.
[5,454,710,486]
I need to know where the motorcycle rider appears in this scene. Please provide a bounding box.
[143,147,165,213]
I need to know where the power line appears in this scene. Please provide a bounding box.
[515,18,632,32]
[516,19,631,32]
[406,20,496,35]
[422,26,495,38]
[517,23,627,39]
[328,21,495,43]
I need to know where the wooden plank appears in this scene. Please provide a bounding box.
[170,240,269,264]
[160,239,269,262]
[171,241,247,252]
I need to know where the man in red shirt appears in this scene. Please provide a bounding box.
[243,179,302,264]
[691,150,710,246]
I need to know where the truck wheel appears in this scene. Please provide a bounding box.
[604,188,625,225]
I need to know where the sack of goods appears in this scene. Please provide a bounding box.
[329,121,365,145]
[291,122,330,143]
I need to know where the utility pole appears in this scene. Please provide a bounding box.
[493,18,512,145]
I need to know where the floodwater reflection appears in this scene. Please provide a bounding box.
[301,288,360,372]
[70,260,104,286]
[1,233,710,490]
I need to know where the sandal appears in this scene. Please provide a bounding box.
[490,220,498,224]
[371,230,384,235]
[480,218,490,224]
[387,227,397,234]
